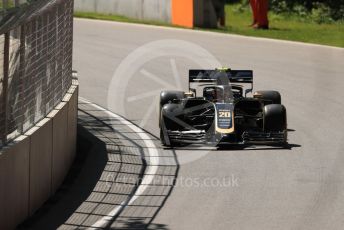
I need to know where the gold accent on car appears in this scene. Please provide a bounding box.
[215,111,235,134]
[184,92,194,98]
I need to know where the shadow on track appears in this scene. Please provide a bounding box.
[217,143,301,151]
[18,102,179,230]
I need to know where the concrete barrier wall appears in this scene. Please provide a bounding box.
[75,0,220,28]
[48,102,68,193]
[0,136,30,230]
[0,81,78,230]
[27,118,53,216]
[75,0,172,23]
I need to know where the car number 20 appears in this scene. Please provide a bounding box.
[219,111,231,118]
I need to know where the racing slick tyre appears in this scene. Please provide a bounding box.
[263,104,287,132]
[264,104,288,145]
[160,128,169,146]
[159,91,184,127]
[160,91,184,107]
[160,103,186,147]
[160,103,184,130]
[254,90,281,105]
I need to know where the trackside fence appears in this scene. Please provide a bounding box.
[0,0,74,147]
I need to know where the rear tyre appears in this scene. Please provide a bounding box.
[254,90,281,104]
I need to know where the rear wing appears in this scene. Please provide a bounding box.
[189,69,253,83]
[189,69,253,96]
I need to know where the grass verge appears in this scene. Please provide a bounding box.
[74,4,344,48]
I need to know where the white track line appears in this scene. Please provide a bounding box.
[79,97,159,229]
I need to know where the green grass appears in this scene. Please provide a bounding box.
[217,4,344,47]
[0,1,14,9]
[74,4,344,48]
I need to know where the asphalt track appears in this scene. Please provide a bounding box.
[74,18,344,230]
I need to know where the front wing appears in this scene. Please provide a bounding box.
[162,129,287,146]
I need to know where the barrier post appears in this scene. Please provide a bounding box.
[1,32,9,144]
[172,0,194,28]
[18,25,26,134]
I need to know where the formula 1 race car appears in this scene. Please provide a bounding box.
[159,68,287,147]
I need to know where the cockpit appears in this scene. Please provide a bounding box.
[202,85,243,103]
[203,85,232,103]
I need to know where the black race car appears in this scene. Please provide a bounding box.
[159,68,287,147]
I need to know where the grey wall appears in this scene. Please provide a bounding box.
[0,81,78,230]
[74,0,172,23]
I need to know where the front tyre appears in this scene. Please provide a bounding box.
[264,104,288,144]
[159,91,184,127]
[160,128,170,147]
[263,104,287,131]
